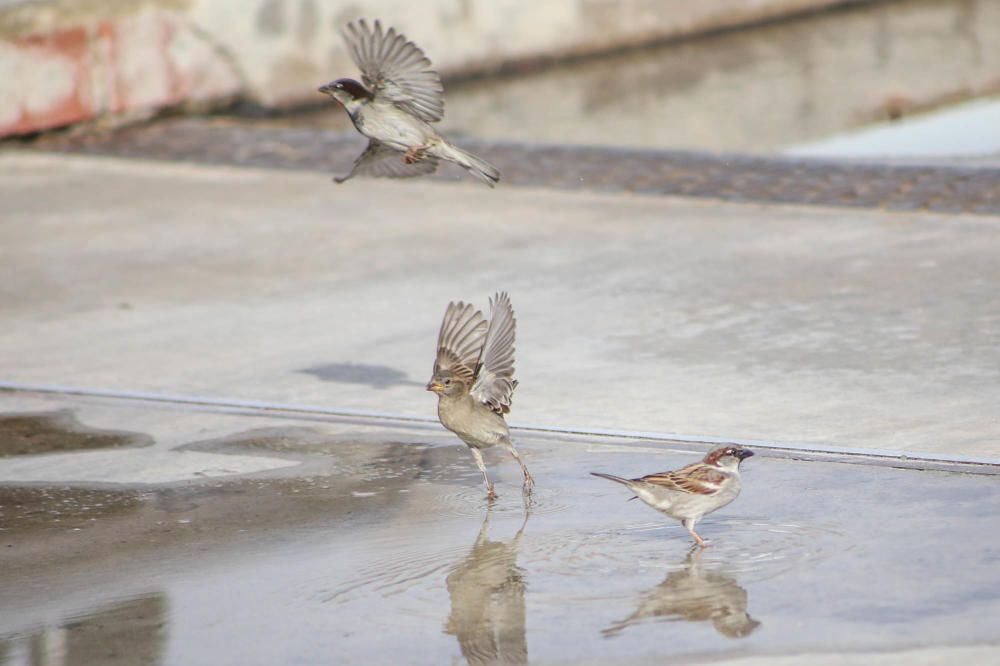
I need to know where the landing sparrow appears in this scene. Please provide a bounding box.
[591,446,754,547]
[427,293,532,499]
[319,19,500,187]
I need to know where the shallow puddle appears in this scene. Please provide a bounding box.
[0,397,998,664]
[0,410,151,457]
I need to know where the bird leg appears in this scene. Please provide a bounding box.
[683,518,707,548]
[403,144,429,164]
[506,443,534,494]
[469,448,496,500]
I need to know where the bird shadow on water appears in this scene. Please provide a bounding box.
[602,546,760,639]
[444,507,531,666]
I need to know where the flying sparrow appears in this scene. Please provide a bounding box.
[427,292,532,499]
[591,446,754,547]
[318,19,500,187]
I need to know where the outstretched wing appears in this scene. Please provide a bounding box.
[639,463,727,495]
[433,302,487,383]
[335,140,440,183]
[341,19,444,123]
[470,292,517,414]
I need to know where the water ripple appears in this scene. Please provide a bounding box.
[525,515,841,598]
[435,484,570,517]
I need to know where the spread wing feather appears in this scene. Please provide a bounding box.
[342,19,445,123]
[470,292,518,414]
[433,302,487,383]
[335,140,439,183]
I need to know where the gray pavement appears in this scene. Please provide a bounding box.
[3,150,1000,665]
[2,151,999,459]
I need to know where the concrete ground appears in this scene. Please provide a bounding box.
[2,151,999,458]
[1,150,999,665]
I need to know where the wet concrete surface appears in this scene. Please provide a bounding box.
[0,394,998,665]
[0,410,152,457]
[1,595,167,666]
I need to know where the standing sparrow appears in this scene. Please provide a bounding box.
[591,446,754,547]
[427,292,532,499]
[319,19,500,187]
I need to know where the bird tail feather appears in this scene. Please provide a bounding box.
[590,472,633,486]
[434,141,500,188]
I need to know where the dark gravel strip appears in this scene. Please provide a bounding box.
[27,118,1000,215]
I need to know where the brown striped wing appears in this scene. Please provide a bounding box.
[639,463,727,495]
[341,19,444,123]
[433,301,487,383]
[470,292,517,415]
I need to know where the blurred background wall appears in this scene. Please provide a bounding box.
[0,0,868,137]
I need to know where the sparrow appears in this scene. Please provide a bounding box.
[427,292,532,499]
[318,19,500,187]
[591,446,754,547]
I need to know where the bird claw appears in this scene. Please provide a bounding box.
[403,145,428,164]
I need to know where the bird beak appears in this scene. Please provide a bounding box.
[426,381,444,393]
[737,449,755,460]
[317,84,332,95]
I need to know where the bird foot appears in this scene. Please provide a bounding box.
[486,485,498,501]
[403,145,428,164]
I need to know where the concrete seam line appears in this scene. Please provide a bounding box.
[1,381,998,469]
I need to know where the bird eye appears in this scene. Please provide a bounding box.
[335,82,343,89]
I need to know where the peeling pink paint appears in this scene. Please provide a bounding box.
[0,11,241,138]
[5,28,93,135]
[162,21,186,103]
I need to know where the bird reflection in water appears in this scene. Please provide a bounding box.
[444,508,530,665]
[604,546,759,639]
